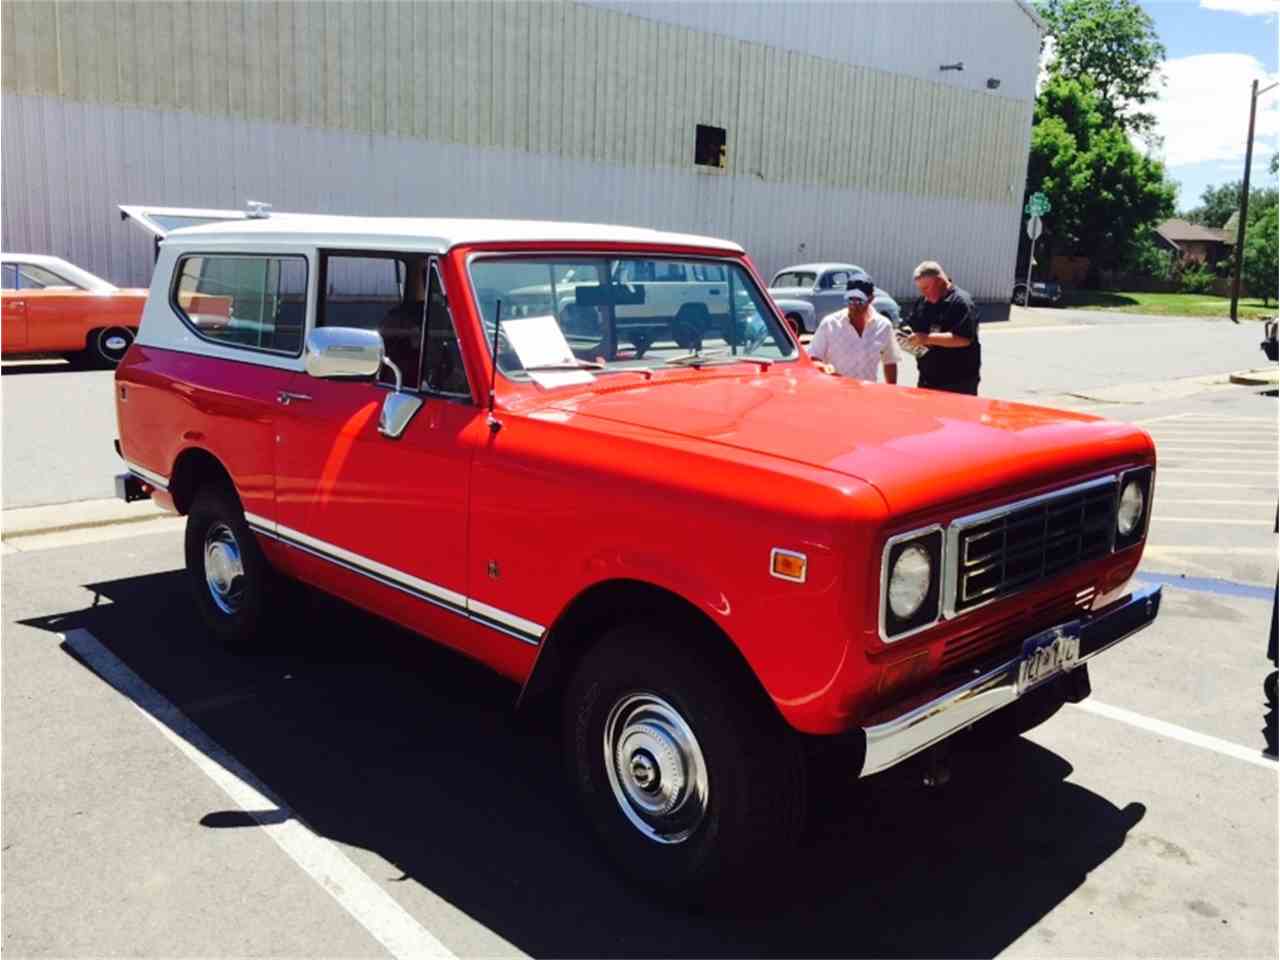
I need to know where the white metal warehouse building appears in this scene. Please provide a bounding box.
[1,0,1042,312]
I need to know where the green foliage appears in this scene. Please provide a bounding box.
[1242,201,1279,306]
[1034,0,1166,134]
[1121,223,1175,279]
[1027,76,1177,268]
[1185,181,1279,228]
[1179,264,1215,295]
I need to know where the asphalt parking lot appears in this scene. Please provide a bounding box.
[2,313,1277,958]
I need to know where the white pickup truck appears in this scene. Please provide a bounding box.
[502,258,766,354]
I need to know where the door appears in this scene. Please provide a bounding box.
[274,253,485,641]
[1,293,28,352]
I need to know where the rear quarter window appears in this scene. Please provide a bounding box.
[172,255,307,356]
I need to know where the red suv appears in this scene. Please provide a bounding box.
[114,211,1160,899]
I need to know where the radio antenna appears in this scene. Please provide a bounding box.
[487,299,503,433]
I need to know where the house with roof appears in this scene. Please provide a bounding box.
[1155,219,1235,267]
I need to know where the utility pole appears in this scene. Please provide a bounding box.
[1231,78,1279,323]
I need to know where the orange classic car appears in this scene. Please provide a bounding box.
[1,254,146,367]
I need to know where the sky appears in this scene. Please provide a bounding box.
[1140,1,1279,212]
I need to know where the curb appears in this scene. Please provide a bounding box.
[2,498,172,540]
[1228,367,1280,386]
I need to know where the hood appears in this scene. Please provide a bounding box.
[543,368,1152,518]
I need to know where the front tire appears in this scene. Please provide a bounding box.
[184,486,272,650]
[564,624,805,903]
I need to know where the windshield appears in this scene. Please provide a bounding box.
[771,271,815,289]
[469,256,797,382]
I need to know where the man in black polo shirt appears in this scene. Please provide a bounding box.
[901,260,982,395]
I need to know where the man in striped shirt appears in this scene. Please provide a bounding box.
[807,276,901,383]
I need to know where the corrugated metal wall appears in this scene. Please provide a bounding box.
[1,1,1038,301]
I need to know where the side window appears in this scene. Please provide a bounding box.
[17,264,74,289]
[692,263,726,282]
[320,252,424,387]
[1,264,16,290]
[172,255,306,355]
[825,270,850,289]
[420,264,471,398]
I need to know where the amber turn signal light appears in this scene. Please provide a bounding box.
[770,548,807,583]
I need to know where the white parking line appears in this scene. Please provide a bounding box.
[1157,480,1277,488]
[1157,498,1275,506]
[62,629,459,960]
[1151,516,1271,526]
[1158,468,1277,476]
[1070,700,1277,770]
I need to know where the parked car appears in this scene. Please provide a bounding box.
[115,211,1161,901]
[768,262,901,334]
[1012,278,1062,306]
[0,254,146,367]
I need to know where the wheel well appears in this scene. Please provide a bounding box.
[518,579,774,720]
[168,448,237,515]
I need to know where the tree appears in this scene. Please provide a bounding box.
[1185,181,1280,228]
[1242,201,1278,306]
[1035,0,1166,135]
[1026,76,1177,270]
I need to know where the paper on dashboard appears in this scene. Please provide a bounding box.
[501,314,595,387]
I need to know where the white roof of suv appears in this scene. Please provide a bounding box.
[162,214,744,255]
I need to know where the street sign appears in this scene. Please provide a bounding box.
[1026,192,1051,217]
[1026,215,1043,240]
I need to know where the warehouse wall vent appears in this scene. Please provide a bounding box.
[694,125,727,169]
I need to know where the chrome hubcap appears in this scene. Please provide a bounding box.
[99,328,131,359]
[603,693,709,844]
[203,522,246,615]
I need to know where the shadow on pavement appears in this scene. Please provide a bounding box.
[24,570,1146,959]
[0,359,78,376]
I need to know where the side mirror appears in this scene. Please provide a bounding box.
[304,327,384,379]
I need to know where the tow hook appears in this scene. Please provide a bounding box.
[921,743,951,788]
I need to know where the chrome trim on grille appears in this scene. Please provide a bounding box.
[942,475,1119,620]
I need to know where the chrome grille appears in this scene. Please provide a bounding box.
[950,478,1117,614]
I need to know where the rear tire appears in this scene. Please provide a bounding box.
[184,485,273,650]
[564,624,805,904]
[1012,287,1029,307]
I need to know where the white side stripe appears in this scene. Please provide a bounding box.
[126,460,169,490]
[62,629,458,959]
[1069,699,1277,771]
[276,520,469,611]
[467,599,547,640]
[246,514,545,641]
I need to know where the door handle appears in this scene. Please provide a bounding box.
[277,391,313,405]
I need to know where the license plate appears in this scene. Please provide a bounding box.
[1016,627,1081,694]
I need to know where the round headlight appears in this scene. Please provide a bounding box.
[1118,480,1146,536]
[889,544,933,620]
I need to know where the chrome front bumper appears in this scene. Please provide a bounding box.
[860,584,1162,777]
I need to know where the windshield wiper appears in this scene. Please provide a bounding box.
[663,350,773,370]
[662,349,732,367]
